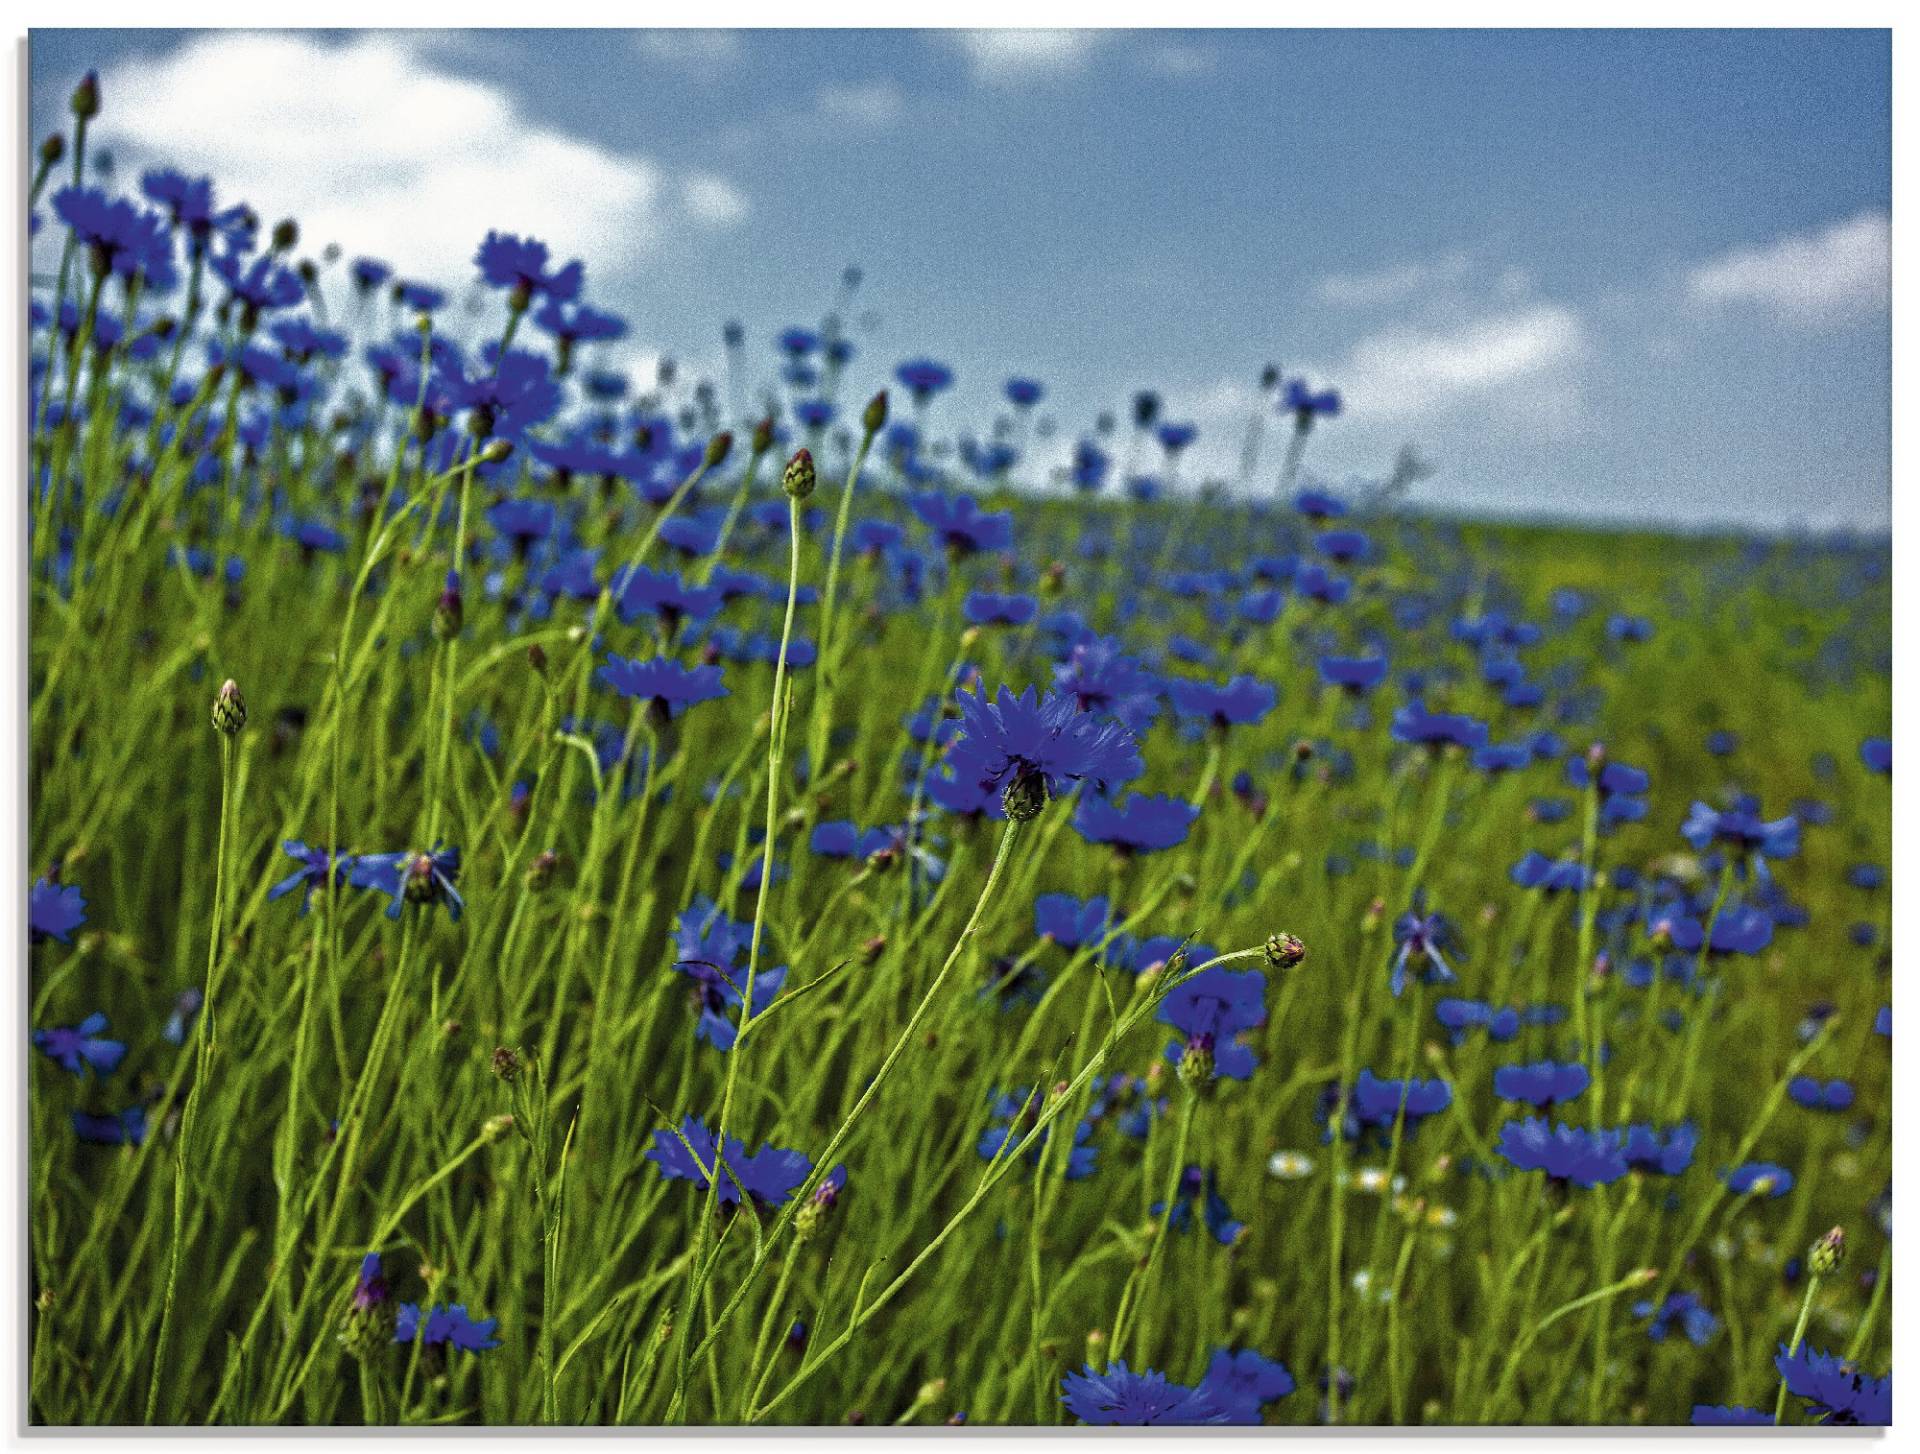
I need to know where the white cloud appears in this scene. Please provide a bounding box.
[1337,305,1588,422]
[92,32,744,291]
[635,31,745,70]
[1685,209,1889,326]
[1316,251,1475,307]
[682,172,749,227]
[952,30,1102,85]
[816,80,906,127]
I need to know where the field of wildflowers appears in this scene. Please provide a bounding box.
[25,62,1893,1429]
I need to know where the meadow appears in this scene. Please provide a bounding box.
[25,68,1893,1428]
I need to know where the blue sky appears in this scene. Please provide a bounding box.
[30,27,1892,530]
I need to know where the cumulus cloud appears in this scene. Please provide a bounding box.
[1316,252,1476,307]
[1685,209,1889,326]
[90,31,745,292]
[951,30,1103,84]
[1337,305,1588,422]
[816,80,906,127]
[682,172,750,227]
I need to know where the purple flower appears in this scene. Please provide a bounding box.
[349,845,464,922]
[1167,675,1277,730]
[645,1115,813,1207]
[1198,1347,1295,1423]
[908,490,1013,555]
[1389,891,1463,996]
[352,1252,390,1312]
[1773,1345,1890,1425]
[1159,967,1267,1082]
[1495,1118,1627,1188]
[267,840,356,914]
[32,1013,127,1077]
[29,876,88,944]
[1060,1361,1229,1426]
[598,654,729,717]
[394,1302,499,1353]
[1493,1060,1592,1109]
[1074,792,1197,854]
[946,684,1143,810]
[475,231,583,305]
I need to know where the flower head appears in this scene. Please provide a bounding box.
[946,684,1142,817]
[1059,1361,1229,1426]
[32,1012,126,1077]
[29,876,88,944]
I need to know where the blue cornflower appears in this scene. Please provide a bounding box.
[645,1115,813,1207]
[1875,1005,1891,1037]
[1860,737,1891,774]
[1435,998,1521,1045]
[895,358,954,401]
[394,1303,500,1353]
[1033,892,1124,957]
[29,876,88,943]
[1005,376,1044,407]
[1772,1345,1890,1425]
[1509,852,1592,894]
[1059,1361,1228,1426]
[53,186,176,289]
[1725,1161,1794,1198]
[1294,488,1345,519]
[1074,792,1197,854]
[1053,639,1160,727]
[1634,1292,1718,1346]
[1681,801,1799,863]
[1391,702,1489,751]
[1155,421,1197,453]
[1388,890,1463,996]
[475,231,582,306]
[1197,1347,1295,1424]
[1153,1165,1245,1245]
[73,1106,147,1146]
[675,954,785,1053]
[1495,1118,1627,1187]
[395,281,445,313]
[1293,562,1350,604]
[1691,1405,1772,1425]
[350,257,392,291]
[1493,1060,1592,1109]
[946,684,1143,812]
[794,398,835,430]
[349,845,464,922]
[352,1252,390,1312]
[1159,966,1266,1082]
[32,1013,127,1077]
[1621,1122,1698,1176]
[597,654,729,717]
[438,348,562,437]
[487,495,556,545]
[1787,1076,1855,1112]
[532,298,626,347]
[612,566,723,630]
[978,1089,1097,1179]
[1316,529,1370,564]
[1284,378,1341,422]
[1070,439,1110,492]
[211,248,303,315]
[1337,1069,1452,1142]
[1318,652,1388,693]
[963,591,1037,627]
[908,490,1013,555]
[1167,675,1277,731]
